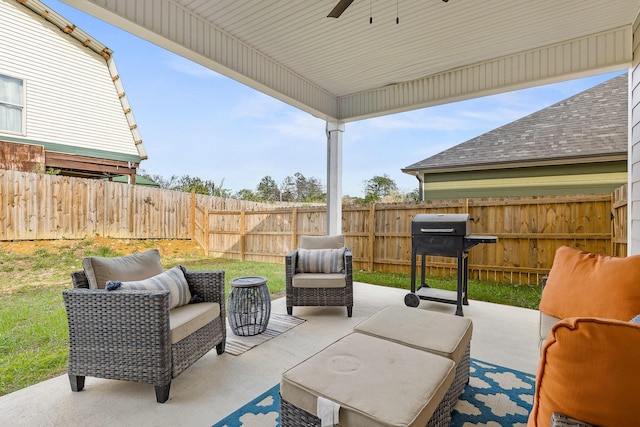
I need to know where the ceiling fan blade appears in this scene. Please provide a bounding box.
[327,0,355,18]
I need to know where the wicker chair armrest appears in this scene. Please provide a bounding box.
[71,270,90,289]
[63,288,171,327]
[184,270,225,303]
[550,413,594,427]
[285,249,299,279]
[344,249,353,279]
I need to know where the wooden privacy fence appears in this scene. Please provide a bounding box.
[0,169,629,285]
[196,190,628,285]
[0,169,272,240]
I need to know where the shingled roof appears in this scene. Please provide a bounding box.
[402,73,627,174]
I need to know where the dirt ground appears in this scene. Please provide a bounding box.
[0,237,204,257]
[0,237,207,293]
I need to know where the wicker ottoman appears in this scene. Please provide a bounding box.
[353,305,472,411]
[280,332,455,427]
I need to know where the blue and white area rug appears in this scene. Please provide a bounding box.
[212,359,535,426]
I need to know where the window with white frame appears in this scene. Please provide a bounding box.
[0,74,25,134]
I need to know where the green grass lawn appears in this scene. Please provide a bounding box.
[0,238,541,396]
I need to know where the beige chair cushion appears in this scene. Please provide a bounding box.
[299,235,344,249]
[281,332,455,427]
[354,305,472,363]
[538,311,561,350]
[82,249,163,289]
[169,302,220,344]
[292,273,346,288]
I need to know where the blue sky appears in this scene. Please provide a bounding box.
[46,1,626,197]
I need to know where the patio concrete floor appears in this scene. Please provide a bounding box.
[0,282,541,427]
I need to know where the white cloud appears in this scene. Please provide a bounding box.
[164,55,221,78]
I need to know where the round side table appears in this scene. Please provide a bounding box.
[228,276,271,336]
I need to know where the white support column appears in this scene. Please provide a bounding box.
[629,14,640,255]
[326,120,345,236]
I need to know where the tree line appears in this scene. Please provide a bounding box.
[139,171,418,204]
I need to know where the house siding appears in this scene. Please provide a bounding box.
[421,162,627,200]
[0,1,139,160]
[630,12,640,255]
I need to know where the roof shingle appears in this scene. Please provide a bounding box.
[402,73,627,173]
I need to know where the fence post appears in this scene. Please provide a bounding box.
[129,184,135,234]
[203,206,209,256]
[291,208,298,249]
[368,203,376,272]
[240,210,246,261]
[190,190,196,240]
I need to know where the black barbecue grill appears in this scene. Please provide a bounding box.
[405,213,497,316]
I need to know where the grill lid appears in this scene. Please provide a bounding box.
[412,213,470,236]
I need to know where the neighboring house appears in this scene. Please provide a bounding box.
[402,74,627,200]
[0,0,146,183]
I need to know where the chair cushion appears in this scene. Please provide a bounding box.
[528,317,640,427]
[169,302,220,344]
[538,311,561,350]
[539,246,640,321]
[111,266,192,309]
[292,273,346,288]
[299,235,344,249]
[297,248,346,273]
[82,249,163,289]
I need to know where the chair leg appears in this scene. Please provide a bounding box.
[155,383,171,403]
[216,340,225,355]
[347,305,353,317]
[69,374,85,392]
[287,306,293,315]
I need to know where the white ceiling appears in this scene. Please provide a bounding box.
[62,0,639,122]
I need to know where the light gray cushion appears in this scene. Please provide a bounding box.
[292,273,347,288]
[169,302,220,343]
[299,235,344,249]
[117,266,192,309]
[82,249,163,289]
[297,248,346,273]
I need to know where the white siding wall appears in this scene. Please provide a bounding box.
[630,13,640,254]
[0,1,138,157]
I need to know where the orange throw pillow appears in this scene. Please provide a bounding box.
[528,317,640,426]
[539,246,640,321]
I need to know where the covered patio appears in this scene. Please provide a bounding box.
[0,282,539,425]
[4,1,640,425]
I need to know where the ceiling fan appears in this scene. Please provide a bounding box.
[327,0,449,18]
[327,0,355,18]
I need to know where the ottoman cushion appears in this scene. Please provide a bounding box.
[354,305,472,363]
[281,332,455,427]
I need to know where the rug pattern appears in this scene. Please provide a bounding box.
[212,359,535,426]
[225,313,306,356]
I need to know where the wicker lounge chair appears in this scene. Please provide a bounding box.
[285,235,353,317]
[63,267,226,403]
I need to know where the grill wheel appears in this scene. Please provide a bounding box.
[404,293,420,308]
